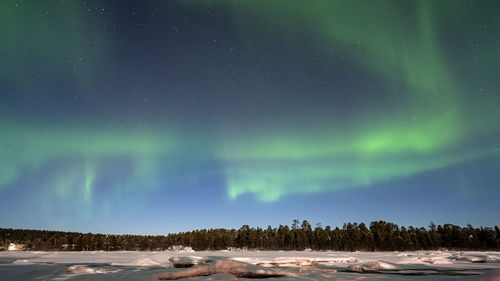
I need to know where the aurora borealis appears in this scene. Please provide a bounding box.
[1,0,499,234]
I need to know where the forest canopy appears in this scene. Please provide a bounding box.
[1,221,499,251]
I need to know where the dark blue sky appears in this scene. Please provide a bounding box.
[0,0,499,234]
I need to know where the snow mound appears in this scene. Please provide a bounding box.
[233,256,358,268]
[270,257,317,267]
[133,258,168,267]
[416,256,454,264]
[233,257,305,267]
[66,265,105,274]
[157,259,298,280]
[111,257,171,268]
[347,261,400,272]
[66,264,122,275]
[169,256,210,268]
[323,257,358,264]
[168,245,194,252]
[486,255,500,262]
[11,259,33,265]
[453,253,500,263]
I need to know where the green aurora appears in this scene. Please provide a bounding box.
[215,0,500,201]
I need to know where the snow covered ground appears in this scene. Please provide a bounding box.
[1,250,499,281]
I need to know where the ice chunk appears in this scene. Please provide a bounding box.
[455,254,491,263]
[66,265,104,274]
[347,261,399,272]
[11,259,33,265]
[169,256,210,268]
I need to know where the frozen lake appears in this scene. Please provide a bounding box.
[1,250,499,281]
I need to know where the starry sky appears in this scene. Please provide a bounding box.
[1,0,499,235]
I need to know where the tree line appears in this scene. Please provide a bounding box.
[1,220,499,251]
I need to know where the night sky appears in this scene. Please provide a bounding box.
[1,0,499,235]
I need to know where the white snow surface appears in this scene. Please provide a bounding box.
[1,250,500,280]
